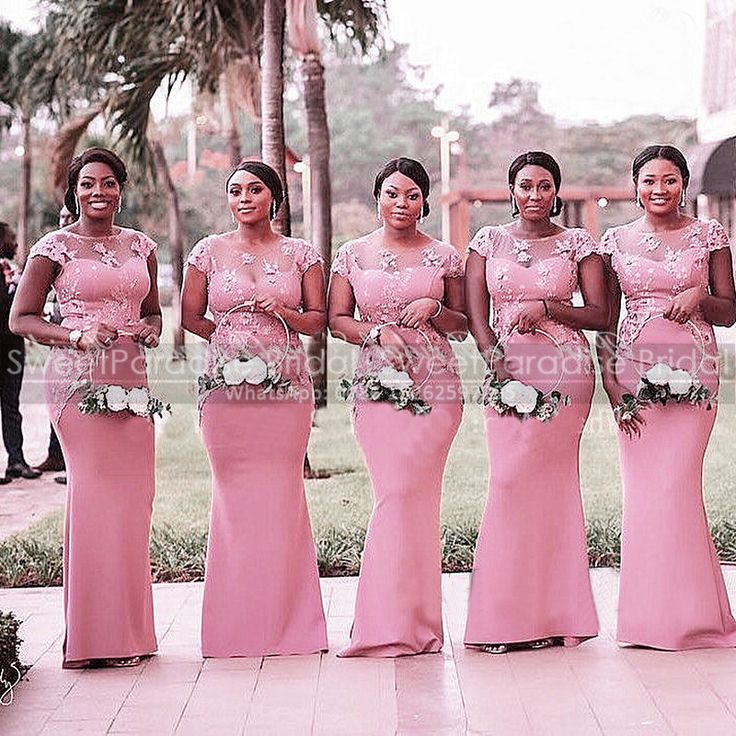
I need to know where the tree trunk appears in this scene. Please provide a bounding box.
[150,139,186,359]
[221,72,242,167]
[17,111,31,267]
[261,0,291,235]
[302,52,331,408]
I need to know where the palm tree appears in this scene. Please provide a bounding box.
[287,0,385,406]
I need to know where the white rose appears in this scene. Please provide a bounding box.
[240,356,269,385]
[105,385,128,412]
[221,358,249,386]
[668,369,693,395]
[126,387,150,416]
[514,384,539,414]
[500,380,527,407]
[645,362,673,386]
[377,366,414,390]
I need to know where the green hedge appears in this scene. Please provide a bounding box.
[3,516,736,588]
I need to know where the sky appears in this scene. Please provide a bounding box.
[1,0,707,124]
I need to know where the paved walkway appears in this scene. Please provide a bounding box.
[2,569,736,735]
[0,400,65,540]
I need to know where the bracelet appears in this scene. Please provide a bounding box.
[431,299,443,319]
[366,325,382,345]
[541,299,549,317]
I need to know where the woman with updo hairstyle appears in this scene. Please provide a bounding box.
[595,144,736,649]
[464,150,608,653]
[181,159,327,657]
[328,156,467,657]
[10,147,162,668]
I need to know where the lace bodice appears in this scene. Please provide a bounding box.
[30,227,157,330]
[186,233,323,387]
[331,236,464,381]
[597,218,729,352]
[469,225,597,349]
[29,227,157,421]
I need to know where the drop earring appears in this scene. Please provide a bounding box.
[117,196,123,214]
[231,212,237,224]
[636,194,643,208]
[510,196,520,218]
[74,195,80,216]
[680,191,687,208]
[376,202,382,222]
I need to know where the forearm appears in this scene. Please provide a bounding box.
[468,316,501,368]
[546,300,609,331]
[181,313,215,342]
[595,330,619,389]
[139,312,162,336]
[329,315,381,346]
[10,314,76,348]
[701,293,736,327]
[277,307,326,337]
[431,304,468,341]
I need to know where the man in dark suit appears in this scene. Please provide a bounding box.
[0,222,42,481]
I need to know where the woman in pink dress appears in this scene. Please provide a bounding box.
[329,157,466,657]
[181,160,327,657]
[596,145,736,649]
[464,151,608,653]
[11,147,161,668]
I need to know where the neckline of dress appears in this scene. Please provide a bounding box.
[498,226,568,242]
[631,218,699,236]
[62,226,123,239]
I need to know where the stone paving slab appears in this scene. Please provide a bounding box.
[1,570,736,735]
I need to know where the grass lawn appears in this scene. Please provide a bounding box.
[2,332,736,585]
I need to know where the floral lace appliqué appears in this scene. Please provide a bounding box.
[421,246,443,268]
[91,241,121,268]
[379,250,398,272]
[512,240,532,264]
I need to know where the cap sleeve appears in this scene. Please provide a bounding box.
[331,242,352,279]
[186,237,212,274]
[445,247,464,278]
[706,219,730,252]
[130,232,157,259]
[28,233,75,266]
[296,240,324,275]
[468,226,495,258]
[572,229,598,262]
[596,228,617,257]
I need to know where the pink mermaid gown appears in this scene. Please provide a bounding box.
[187,234,327,657]
[598,218,736,650]
[464,226,599,647]
[331,238,464,657]
[30,228,159,667]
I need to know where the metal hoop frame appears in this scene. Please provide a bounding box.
[213,300,291,370]
[488,326,567,397]
[360,321,437,390]
[616,312,708,379]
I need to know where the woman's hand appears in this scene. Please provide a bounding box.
[398,298,440,329]
[255,296,286,317]
[663,287,706,324]
[376,325,412,371]
[129,321,160,348]
[604,379,645,438]
[513,300,547,334]
[78,323,118,351]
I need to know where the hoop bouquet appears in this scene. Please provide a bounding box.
[479,327,570,422]
[339,322,435,415]
[197,302,293,405]
[614,314,714,424]
[73,332,171,420]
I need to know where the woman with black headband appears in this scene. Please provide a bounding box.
[11,147,161,668]
[181,160,327,657]
[464,151,608,653]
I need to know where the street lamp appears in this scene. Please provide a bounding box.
[294,157,311,241]
[431,124,460,242]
